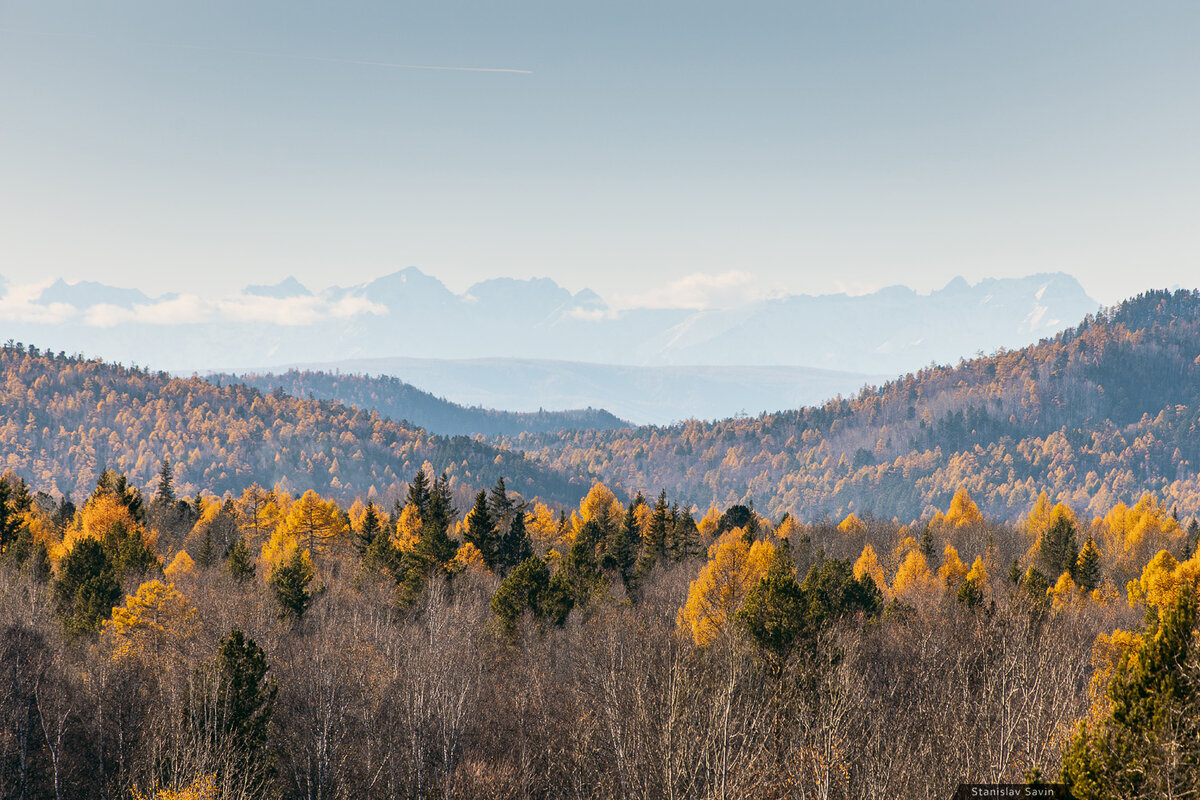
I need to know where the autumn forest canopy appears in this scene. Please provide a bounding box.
[3,289,1200,798]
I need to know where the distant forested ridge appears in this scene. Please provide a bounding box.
[217,369,629,436]
[0,345,586,504]
[504,290,1200,522]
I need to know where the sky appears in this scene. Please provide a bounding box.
[1,1,1197,309]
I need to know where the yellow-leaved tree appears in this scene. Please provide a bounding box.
[571,482,623,542]
[235,484,283,546]
[164,550,195,580]
[277,490,348,558]
[943,487,985,529]
[1093,494,1184,579]
[837,512,867,537]
[1126,550,1200,610]
[394,504,423,552]
[677,530,775,646]
[102,580,198,666]
[853,544,889,597]
[938,545,969,589]
[892,549,938,605]
[526,502,564,553]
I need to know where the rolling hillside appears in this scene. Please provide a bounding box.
[0,345,586,504]
[213,369,629,436]
[501,290,1200,522]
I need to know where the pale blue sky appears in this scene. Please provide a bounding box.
[1,1,1197,307]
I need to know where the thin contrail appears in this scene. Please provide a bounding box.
[0,27,532,74]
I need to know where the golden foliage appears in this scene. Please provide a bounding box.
[697,506,722,542]
[853,544,888,596]
[1093,494,1184,578]
[571,482,623,540]
[1086,629,1141,722]
[394,504,423,552]
[526,502,564,552]
[678,530,775,646]
[102,580,198,664]
[1125,549,1200,610]
[938,545,969,589]
[132,774,219,800]
[1048,571,1080,614]
[892,550,937,604]
[837,512,866,537]
[164,550,195,580]
[451,542,486,575]
[943,488,985,528]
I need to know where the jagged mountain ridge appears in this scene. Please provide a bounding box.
[0,270,1097,380]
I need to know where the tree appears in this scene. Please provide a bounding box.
[496,510,533,576]
[1075,535,1102,592]
[464,491,498,570]
[269,548,314,621]
[353,502,383,555]
[1061,587,1200,798]
[186,629,277,791]
[491,556,552,634]
[102,580,198,665]
[739,539,806,667]
[1039,513,1079,579]
[488,476,515,532]
[602,501,639,586]
[0,479,24,556]
[634,490,669,579]
[278,490,346,560]
[405,468,431,519]
[678,530,775,646]
[666,509,701,561]
[54,537,121,634]
[226,537,255,583]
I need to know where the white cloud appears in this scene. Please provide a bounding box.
[0,281,77,323]
[615,271,778,310]
[219,293,387,326]
[0,282,386,327]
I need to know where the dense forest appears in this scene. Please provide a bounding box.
[0,345,586,505]
[217,369,628,437]
[505,290,1200,523]
[1,457,1197,799]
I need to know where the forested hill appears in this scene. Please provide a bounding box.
[0,344,586,504]
[503,289,1200,523]
[215,369,629,436]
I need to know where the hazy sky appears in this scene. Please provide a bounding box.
[1,1,1197,308]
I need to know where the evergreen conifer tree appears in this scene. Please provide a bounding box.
[270,548,314,621]
[603,502,639,585]
[1040,514,1079,578]
[465,490,498,569]
[1075,534,1102,591]
[355,502,383,554]
[227,536,255,583]
[497,510,533,576]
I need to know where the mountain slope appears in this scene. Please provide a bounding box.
[0,345,587,504]
[216,369,630,436]
[502,290,1200,522]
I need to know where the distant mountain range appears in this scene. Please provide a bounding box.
[0,270,1097,380]
[238,358,883,426]
[217,369,630,436]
